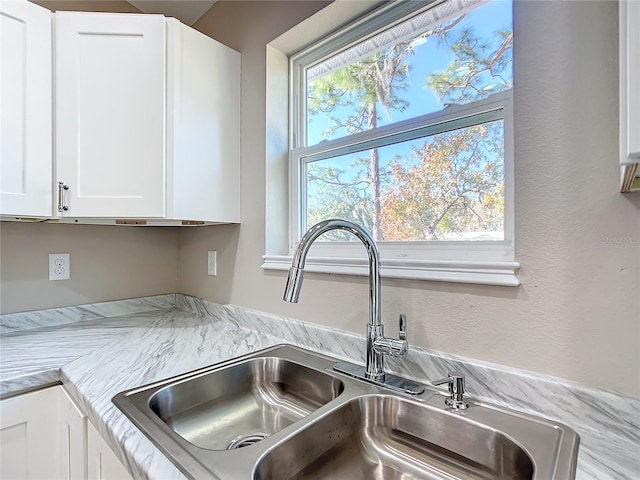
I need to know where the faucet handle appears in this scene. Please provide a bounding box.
[432,371,469,410]
[372,314,409,358]
[398,314,407,341]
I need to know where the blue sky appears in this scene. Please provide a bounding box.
[306,0,513,145]
[303,0,512,236]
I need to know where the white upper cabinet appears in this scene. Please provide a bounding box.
[0,0,52,218]
[166,19,241,223]
[54,12,241,223]
[55,12,166,218]
[1,6,241,224]
[620,0,640,192]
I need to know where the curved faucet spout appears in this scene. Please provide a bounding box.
[283,219,381,328]
[283,219,411,383]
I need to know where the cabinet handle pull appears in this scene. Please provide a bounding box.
[57,182,69,212]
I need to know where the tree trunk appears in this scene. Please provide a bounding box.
[368,103,382,240]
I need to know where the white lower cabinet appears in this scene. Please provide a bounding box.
[0,386,132,480]
[0,388,61,479]
[86,422,131,480]
[60,387,87,480]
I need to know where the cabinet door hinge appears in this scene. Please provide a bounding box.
[115,220,147,225]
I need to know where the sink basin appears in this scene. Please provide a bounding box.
[148,356,344,450]
[254,394,534,480]
[113,345,579,480]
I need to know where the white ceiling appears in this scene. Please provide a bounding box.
[127,0,217,26]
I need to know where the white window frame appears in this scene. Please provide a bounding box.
[262,0,519,286]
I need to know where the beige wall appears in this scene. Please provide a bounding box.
[0,222,178,313]
[178,0,640,395]
[1,0,638,396]
[0,0,180,314]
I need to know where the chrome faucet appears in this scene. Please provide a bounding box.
[283,219,423,394]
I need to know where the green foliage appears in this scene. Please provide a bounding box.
[304,4,512,241]
[306,43,414,239]
[380,122,504,240]
[426,28,513,105]
[308,46,411,138]
[306,156,380,240]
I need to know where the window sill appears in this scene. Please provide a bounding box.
[262,255,520,287]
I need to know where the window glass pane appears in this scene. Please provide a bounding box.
[304,120,504,242]
[306,0,512,146]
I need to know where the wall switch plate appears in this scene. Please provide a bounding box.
[207,251,217,276]
[49,253,70,280]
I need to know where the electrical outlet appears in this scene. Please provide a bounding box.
[49,253,70,280]
[207,251,217,276]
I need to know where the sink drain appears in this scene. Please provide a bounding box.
[227,434,268,450]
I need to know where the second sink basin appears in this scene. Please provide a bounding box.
[254,394,534,480]
[148,356,344,450]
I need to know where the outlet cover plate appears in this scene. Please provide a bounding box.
[49,253,70,280]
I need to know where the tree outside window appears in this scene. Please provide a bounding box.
[299,0,513,243]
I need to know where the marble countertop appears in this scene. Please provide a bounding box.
[0,311,170,399]
[1,295,638,479]
[1,305,277,479]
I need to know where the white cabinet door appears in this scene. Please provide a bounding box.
[86,421,132,480]
[1,386,131,480]
[0,0,52,217]
[60,388,87,480]
[55,12,166,218]
[0,388,61,479]
[166,19,241,223]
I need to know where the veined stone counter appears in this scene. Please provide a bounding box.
[0,295,176,399]
[1,294,638,479]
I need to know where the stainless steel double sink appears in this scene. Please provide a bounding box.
[113,345,579,479]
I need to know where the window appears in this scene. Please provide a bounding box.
[266,0,518,286]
